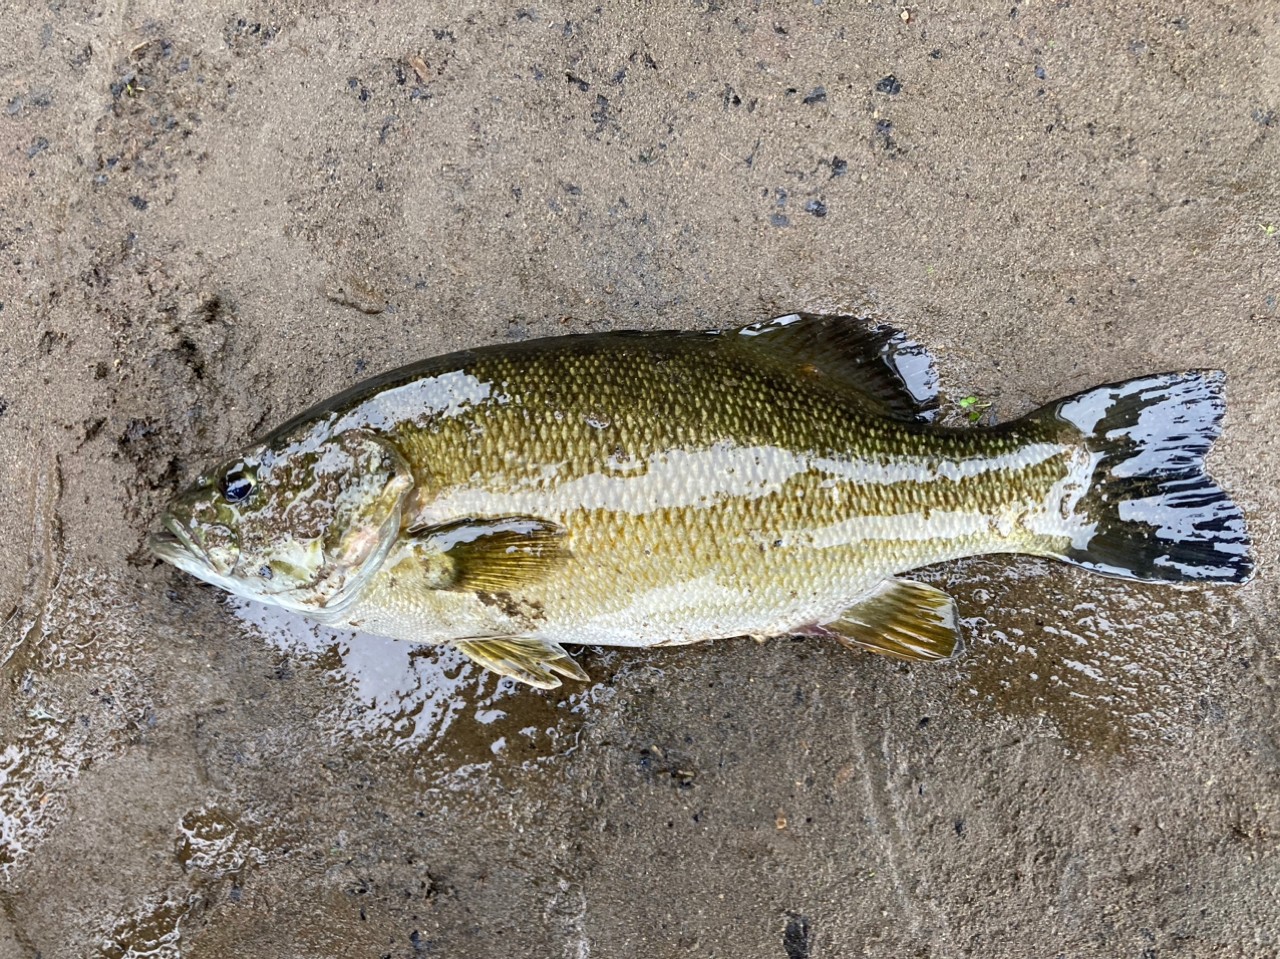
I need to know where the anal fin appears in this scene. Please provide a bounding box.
[803,579,962,662]
[454,638,590,689]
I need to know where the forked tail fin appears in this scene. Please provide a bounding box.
[1037,370,1253,583]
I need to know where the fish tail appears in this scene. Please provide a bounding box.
[1035,370,1253,583]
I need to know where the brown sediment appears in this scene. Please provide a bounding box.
[919,556,1236,755]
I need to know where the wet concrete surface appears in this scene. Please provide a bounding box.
[2,1,1279,956]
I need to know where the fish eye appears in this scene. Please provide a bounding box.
[220,467,255,504]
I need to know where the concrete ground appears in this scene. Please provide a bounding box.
[2,1,1279,956]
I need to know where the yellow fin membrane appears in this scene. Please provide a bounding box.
[801,579,962,663]
[410,516,569,594]
[453,638,590,689]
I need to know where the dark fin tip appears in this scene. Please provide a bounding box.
[733,313,940,423]
[1043,370,1253,584]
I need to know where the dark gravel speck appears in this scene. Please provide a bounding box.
[17,86,53,109]
[109,74,135,99]
[875,75,902,95]
[802,86,826,105]
[1035,65,1046,80]
[784,913,811,959]
[830,156,848,177]
[770,213,789,227]
[128,195,148,211]
[591,94,612,129]
[805,199,827,217]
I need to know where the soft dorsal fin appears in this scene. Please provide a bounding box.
[730,313,940,423]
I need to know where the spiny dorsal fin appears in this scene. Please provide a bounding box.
[801,578,962,662]
[409,516,569,593]
[730,313,940,423]
[454,637,590,689]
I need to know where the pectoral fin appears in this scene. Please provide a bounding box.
[408,516,569,593]
[806,579,962,662]
[454,638,590,689]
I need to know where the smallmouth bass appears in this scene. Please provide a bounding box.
[151,314,1253,688]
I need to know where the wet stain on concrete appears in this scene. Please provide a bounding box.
[233,599,616,783]
[918,556,1238,754]
[98,897,194,959]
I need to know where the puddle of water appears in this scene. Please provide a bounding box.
[175,806,261,878]
[1,549,1237,890]
[0,565,150,879]
[231,599,616,784]
[98,896,193,959]
[233,547,1241,763]
[917,555,1240,753]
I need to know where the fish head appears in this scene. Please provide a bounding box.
[150,428,414,617]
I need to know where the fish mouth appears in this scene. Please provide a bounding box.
[149,516,213,575]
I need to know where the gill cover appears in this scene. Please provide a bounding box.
[288,429,414,612]
[320,430,415,570]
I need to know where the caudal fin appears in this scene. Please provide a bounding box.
[1041,370,1252,583]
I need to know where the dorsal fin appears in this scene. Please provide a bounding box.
[730,313,940,423]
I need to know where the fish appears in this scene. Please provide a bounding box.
[150,313,1254,689]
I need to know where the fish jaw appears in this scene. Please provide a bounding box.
[150,524,266,605]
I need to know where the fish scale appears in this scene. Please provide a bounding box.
[347,337,1074,649]
[151,314,1252,689]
